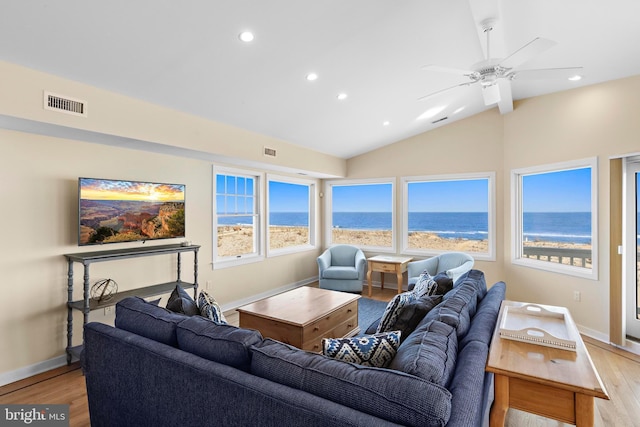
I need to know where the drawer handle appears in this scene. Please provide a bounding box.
[347,309,352,313]
[347,324,353,328]
[313,344,319,350]
[313,327,320,332]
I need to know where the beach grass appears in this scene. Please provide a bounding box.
[219,226,593,269]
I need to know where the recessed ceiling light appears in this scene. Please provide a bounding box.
[337,93,348,100]
[452,106,465,115]
[568,75,582,81]
[238,31,254,42]
[383,121,390,126]
[417,105,446,121]
[306,73,318,81]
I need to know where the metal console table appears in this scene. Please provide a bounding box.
[64,243,200,364]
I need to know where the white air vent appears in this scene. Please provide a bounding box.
[263,147,277,157]
[44,91,87,117]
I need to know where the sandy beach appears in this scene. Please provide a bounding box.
[219,226,592,268]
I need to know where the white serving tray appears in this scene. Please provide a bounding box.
[499,303,577,351]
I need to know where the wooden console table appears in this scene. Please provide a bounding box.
[64,243,199,364]
[366,255,412,297]
[486,300,609,426]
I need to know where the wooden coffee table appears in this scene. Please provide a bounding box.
[237,287,360,352]
[366,255,413,297]
[486,300,609,427]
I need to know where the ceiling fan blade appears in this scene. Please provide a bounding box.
[511,66,583,80]
[499,37,557,69]
[422,64,477,77]
[417,81,476,101]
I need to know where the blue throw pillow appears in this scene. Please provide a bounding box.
[376,291,417,333]
[377,294,443,342]
[166,284,199,316]
[197,290,227,324]
[322,331,401,368]
[432,272,454,296]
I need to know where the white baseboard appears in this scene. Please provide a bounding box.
[0,355,68,387]
[576,323,640,356]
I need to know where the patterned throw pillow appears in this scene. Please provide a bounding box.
[376,291,418,333]
[322,331,401,368]
[198,290,227,324]
[412,270,437,297]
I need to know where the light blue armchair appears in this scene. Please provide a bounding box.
[317,245,367,293]
[407,252,474,287]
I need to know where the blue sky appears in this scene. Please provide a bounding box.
[333,183,393,212]
[220,167,592,214]
[522,167,591,212]
[268,181,309,212]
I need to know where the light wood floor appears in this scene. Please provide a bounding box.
[2,286,639,426]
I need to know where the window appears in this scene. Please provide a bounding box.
[267,175,315,255]
[511,158,598,279]
[214,167,261,265]
[402,173,495,259]
[325,179,395,251]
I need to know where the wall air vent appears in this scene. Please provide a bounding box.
[432,116,448,124]
[263,147,277,157]
[43,91,87,117]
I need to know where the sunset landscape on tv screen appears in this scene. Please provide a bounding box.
[79,178,185,245]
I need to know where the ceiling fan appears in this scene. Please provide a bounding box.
[419,19,583,114]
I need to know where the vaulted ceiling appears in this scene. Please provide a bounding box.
[1,0,639,158]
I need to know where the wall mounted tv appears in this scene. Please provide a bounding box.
[78,177,185,246]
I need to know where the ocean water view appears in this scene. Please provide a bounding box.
[331,211,593,245]
[221,211,601,245]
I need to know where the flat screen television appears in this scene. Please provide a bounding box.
[78,177,185,246]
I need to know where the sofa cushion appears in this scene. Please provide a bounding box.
[115,296,188,347]
[322,266,359,280]
[166,284,199,316]
[459,281,506,350]
[376,294,442,342]
[250,339,452,427]
[197,290,227,324]
[322,330,400,368]
[176,316,262,371]
[389,320,458,388]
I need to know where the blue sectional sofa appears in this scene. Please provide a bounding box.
[82,270,505,427]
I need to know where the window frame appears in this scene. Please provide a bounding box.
[401,172,496,261]
[324,177,396,253]
[511,157,598,280]
[266,174,317,257]
[213,165,264,269]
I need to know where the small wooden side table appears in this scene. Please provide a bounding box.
[486,300,609,427]
[366,255,413,297]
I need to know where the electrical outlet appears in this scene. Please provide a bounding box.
[206,280,212,290]
[104,306,115,315]
[573,291,581,302]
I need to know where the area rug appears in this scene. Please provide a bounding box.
[357,297,388,335]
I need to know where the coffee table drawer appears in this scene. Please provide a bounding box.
[302,315,359,352]
[302,301,358,343]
